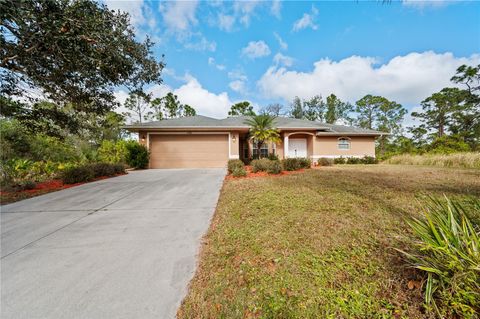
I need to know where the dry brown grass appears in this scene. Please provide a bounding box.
[384,152,480,169]
[178,165,480,319]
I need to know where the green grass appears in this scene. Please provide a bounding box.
[384,152,480,169]
[178,165,480,319]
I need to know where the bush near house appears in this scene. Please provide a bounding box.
[227,159,244,174]
[61,163,125,184]
[346,157,362,164]
[125,142,149,169]
[266,160,282,174]
[362,156,379,164]
[98,140,129,164]
[397,197,480,318]
[231,166,247,177]
[61,166,95,184]
[281,158,311,171]
[251,158,274,173]
[317,157,333,166]
[267,153,279,161]
[332,156,379,165]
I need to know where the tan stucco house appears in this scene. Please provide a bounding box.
[124,115,385,169]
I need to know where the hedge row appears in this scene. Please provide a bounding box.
[332,156,378,165]
[61,163,125,184]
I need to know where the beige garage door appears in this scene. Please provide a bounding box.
[149,134,229,168]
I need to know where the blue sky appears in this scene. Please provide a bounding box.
[106,0,480,120]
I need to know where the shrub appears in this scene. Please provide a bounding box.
[228,159,244,174]
[231,166,247,177]
[251,158,272,173]
[397,197,480,317]
[20,180,36,190]
[334,157,346,164]
[266,160,282,174]
[112,163,126,175]
[281,158,301,171]
[98,140,129,164]
[346,157,361,164]
[89,163,116,178]
[125,141,149,169]
[267,153,279,161]
[317,157,333,166]
[427,135,471,154]
[298,157,311,169]
[361,156,378,164]
[30,135,80,163]
[61,166,94,184]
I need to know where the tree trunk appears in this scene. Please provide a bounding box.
[258,141,264,159]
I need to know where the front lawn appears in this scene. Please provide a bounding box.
[178,165,480,319]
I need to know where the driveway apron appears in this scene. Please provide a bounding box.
[1,168,225,319]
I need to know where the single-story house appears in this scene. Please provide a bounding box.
[123,115,386,169]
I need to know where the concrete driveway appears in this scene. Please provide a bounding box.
[1,168,225,319]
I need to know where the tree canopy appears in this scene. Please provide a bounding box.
[228,101,255,116]
[151,92,196,120]
[1,0,164,114]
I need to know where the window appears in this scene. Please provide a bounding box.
[252,141,269,158]
[338,138,350,150]
[243,144,249,159]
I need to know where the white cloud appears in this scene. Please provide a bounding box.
[271,0,282,18]
[402,0,449,9]
[241,40,271,59]
[228,69,248,94]
[208,57,226,71]
[218,13,235,32]
[159,0,198,33]
[258,51,480,106]
[273,53,294,67]
[228,69,248,82]
[273,32,288,50]
[184,34,216,52]
[172,76,233,118]
[233,0,261,27]
[229,80,247,93]
[292,6,319,32]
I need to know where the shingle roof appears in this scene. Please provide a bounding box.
[123,115,386,135]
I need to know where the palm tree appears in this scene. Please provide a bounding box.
[244,114,280,158]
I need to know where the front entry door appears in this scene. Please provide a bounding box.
[288,138,307,158]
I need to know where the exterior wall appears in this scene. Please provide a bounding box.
[275,138,284,158]
[229,131,239,158]
[137,128,377,168]
[138,131,147,146]
[313,136,376,158]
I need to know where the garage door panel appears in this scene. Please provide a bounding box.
[149,134,229,168]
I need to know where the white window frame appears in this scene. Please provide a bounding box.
[337,137,351,150]
[252,141,269,158]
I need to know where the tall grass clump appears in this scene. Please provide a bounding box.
[397,197,480,318]
[384,152,480,169]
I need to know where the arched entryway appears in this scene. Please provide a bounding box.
[284,132,315,159]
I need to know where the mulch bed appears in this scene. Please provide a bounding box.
[0,173,126,205]
[225,165,306,180]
